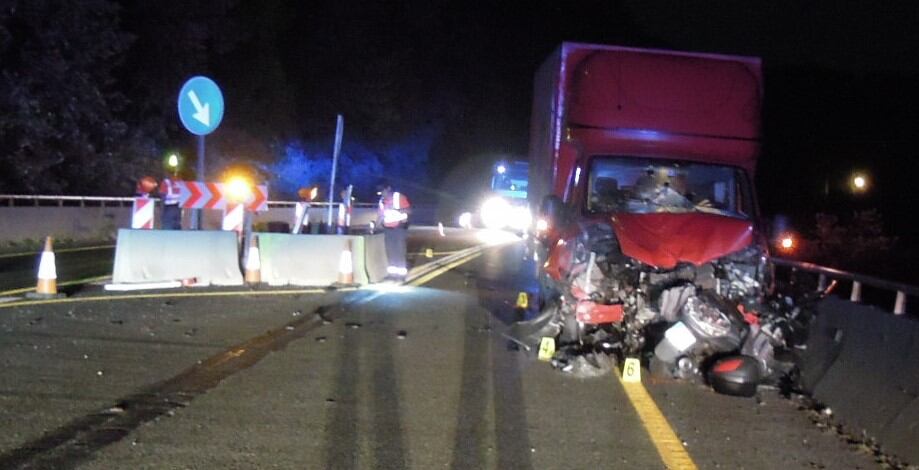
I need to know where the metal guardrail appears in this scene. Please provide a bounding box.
[1,194,137,207]
[265,200,378,208]
[771,257,918,315]
[0,195,378,209]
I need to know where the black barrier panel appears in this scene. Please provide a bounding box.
[801,296,919,464]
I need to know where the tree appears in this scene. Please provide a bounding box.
[0,0,143,194]
[803,209,895,273]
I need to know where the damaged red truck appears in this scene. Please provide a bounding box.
[522,43,792,395]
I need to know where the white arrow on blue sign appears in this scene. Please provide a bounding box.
[177,76,224,136]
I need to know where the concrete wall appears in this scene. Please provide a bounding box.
[0,206,132,245]
[800,296,919,464]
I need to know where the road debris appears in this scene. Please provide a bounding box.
[508,222,817,395]
[314,306,333,324]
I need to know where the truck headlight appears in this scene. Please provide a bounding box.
[682,296,733,338]
[481,197,511,229]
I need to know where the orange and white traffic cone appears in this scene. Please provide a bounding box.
[34,236,58,297]
[244,235,261,285]
[338,240,354,285]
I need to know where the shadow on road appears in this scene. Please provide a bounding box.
[449,243,536,469]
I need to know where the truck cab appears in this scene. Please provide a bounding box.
[479,161,531,231]
[524,44,774,382]
[531,43,765,277]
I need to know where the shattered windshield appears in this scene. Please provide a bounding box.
[586,156,754,218]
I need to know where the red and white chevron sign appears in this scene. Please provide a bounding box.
[176,181,268,212]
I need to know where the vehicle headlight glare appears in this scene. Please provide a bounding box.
[458,212,473,229]
[508,206,532,230]
[481,197,511,230]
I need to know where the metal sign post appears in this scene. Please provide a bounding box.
[193,135,205,229]
[327,114,344,231]
[177,76,225,229]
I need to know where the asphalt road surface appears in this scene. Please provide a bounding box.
[0,228,886,469]
[0,246,115,294]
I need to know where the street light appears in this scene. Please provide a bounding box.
[850,172,869,194]
[226,176,253,204]
[167,153,180,177]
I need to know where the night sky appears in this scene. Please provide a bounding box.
[235,1,919,227]
[3,1,918,273]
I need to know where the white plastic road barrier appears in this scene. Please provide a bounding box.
[223,203,244,233]
[131,197,154,229]
[111,229,243,286]
[257,233,388,286]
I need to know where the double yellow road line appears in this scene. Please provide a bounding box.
[408,252,481,287]
[0,244,115,259]
[0,246,486,310]
[0,274,112,297]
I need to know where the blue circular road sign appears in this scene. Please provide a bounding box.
[177,76,224,136]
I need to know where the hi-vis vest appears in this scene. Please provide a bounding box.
[159,178,180,205]
[379,192,410,228]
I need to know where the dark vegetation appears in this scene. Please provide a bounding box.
[1,0,916,279]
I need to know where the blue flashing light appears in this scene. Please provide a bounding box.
[497,164,507,174]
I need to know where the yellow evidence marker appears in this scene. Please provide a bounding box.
[516,292,529,309]
[622,357,642,383]
[425,248,434,258]
[537,337,556,361]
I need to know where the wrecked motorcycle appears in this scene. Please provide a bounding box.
[513,216,800,397]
